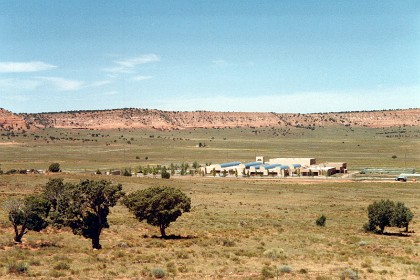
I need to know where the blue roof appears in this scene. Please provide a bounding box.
[292,164,301,168]
[220,161,241,168]
[263,164,282,169]
[264,164,289,170]
[244,162,262,168]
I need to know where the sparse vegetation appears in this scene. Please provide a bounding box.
[0,122,418,279]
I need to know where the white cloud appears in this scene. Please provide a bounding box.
[90,80,112,87]
[0,78,42,90]
[132,75,153,81]
[103,54,160,74]
[153,86,420,113]
[38,77,85,91]
[0,61,56,73]
[115,54,160,68]
[103,66,135,74]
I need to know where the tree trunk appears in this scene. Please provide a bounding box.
[14,224,26,243]
[379,225,385,234]
[160,225,166,238]
[91,228,102,250]
[405,224,409,232]
[91,235,102,249]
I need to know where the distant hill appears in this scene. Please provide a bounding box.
[0,108,31,131]
[1,108,419,131]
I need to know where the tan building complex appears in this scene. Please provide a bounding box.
[202,157,347,178]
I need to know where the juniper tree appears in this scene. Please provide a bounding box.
[124,186,191,237]
[5,195,50,243]
[57,179,124,249]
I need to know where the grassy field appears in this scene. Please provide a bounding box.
[0,174,419,279]
[0,126,419,279]
[1,126,419,172]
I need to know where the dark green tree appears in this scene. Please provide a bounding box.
[43,178,65,211]
[124,186,191,237]
[60,179,124,249]
[48,162,61,173]
[366,199,395,234]
[169,163,176,176]
[122,169,132,176]
[315,214,327,227]
[161,166,170,179]
[211,168,216,177]
[391,202,414,232]
[192,161,200,169]
[5,195,50,243]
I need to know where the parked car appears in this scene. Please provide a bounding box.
[395,175,407,182]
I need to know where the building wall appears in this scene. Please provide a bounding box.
[268,158,316,166]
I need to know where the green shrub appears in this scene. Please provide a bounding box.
[48,162,60,172]
[261,265,275,278]
[263,248,286,260]
[151,268,166,279]
[7,261,28,274]
[54,262,70,270]
[362,221,376,232]
[316,214,326,226]
[299,268,308,274]
[222,238,236,247]
[161,167,170,179]
[340,268,358,280]
[279,265,292,273]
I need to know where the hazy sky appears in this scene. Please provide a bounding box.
[1,1,419,113]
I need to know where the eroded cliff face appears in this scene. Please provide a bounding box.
[0,108,31,131]
[1,108,419,131]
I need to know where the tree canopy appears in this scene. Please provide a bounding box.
[124,186,191,237]
[48,162,61,173]
[365,199,414,234]
[51,179,124,249]
[5,195,50,243]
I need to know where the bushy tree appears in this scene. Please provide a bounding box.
[315,214,326,227]
[5,195,50,243]
[367,199,394,234]
[192,161,200,169]
[48,162,61,173]
[365,199,414,234]
[122,169,132,176]
[391,202,413,232]
[43,178,65,211]
[161,166,170,179]
[124,186,191,237]
[57,179,124,249]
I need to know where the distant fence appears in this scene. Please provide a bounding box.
[361,168,415,174]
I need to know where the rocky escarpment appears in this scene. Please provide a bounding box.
[0,108,31,131]
[1,108,419,131]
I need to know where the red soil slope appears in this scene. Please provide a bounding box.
[1,108,419,131]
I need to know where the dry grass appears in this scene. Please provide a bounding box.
[0,174,419,279]
[0,125,418,278]
[0,126,419,172]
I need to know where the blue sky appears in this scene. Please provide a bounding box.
[0,0,419,113]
